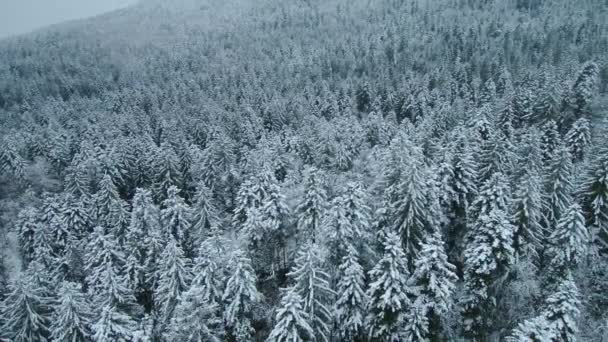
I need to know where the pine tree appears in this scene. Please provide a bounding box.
[191,231,230,305]
[565,117,590,162]
[386,148,434,264]
[480,78,497,106]
[545,145,574,227]
[50,281,93,342]
[92,304,135,342]
[580,143,608,248]
[222,250,261,342]
[155,237,191,333]
[571,61,599,116]
[512,171,545,255]
[548,203,589,278]
[411,230,458,341]
[161,185,193,253]
[287,243,335,342]
[511,274,581,341]
[95,173,128,237]
[166,284,223,342]
[62,193,93,240]
[85,226,135,311]
[191,182,220,245]
[540,120,561,164]
[152,142,183,202]
[366,231,413,341]
[125,188,162,311]
[0,275,50,342]
[334,246,368,341]
[295,167,327,243]
[472,172,511,219]
[325,196,357,268]
[402,301,430,342]
[266,290,315,342]
[462,207,515,340]
[16,207,40,267]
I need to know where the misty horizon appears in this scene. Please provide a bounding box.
[0,0,136,39]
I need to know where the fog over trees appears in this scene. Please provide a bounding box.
[0,0,607,340]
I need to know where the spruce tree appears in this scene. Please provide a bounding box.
[548,203,589,278]
[266,290,315,342]
[166,284,222,342]
[512,171,545,255]
[580,143,608,248]
[295,167,327,243]
[91,304,136,342]
[287,243,335,342]
[462,207,515,340]
[85,226,135,311]
[95,173,129,237]
[222,250,261,342]
[334,246,368,341]
[125,188,162,311]
[50,281,93,342]
[366,231,413,341]
[0,275,50,342]
[161,185,193,253]
[155,237,191,333]
[565,117,590,162]
[16,207,40,267]
[411,230,457,341]
[545,144,574,227]
[191,182,220,245]
[511,274,581,341]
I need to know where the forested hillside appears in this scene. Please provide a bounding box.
[1,0,607,340]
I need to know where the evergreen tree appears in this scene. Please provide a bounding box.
[411,230,458,341]
[545,145,574,227]
[548,203,589,278]
[512,171,545,255]
[366,231,413,341]
[295,167,327,243]
[85,226,135,311]
[571,61,599,116]
[287,243,335,342]
[565,117,590,161]
[152,142,183,202]
[511,274,581,341]
[50,281,93,342]
[580,143,608,248]
[191,231,230,305]
[386,148,434,264]
[266,290,315,342]
[402,301,430,342]
[0,275,50,342]
[191,182,220,245]
[16,207,40,267]
[334,246,368,341]
[540,120,561,164]
[95,173,128,237]
[161,185,193,253]
[166,284,222,342]
[462,207,515,340]
[155,237,191,333]
[62,193,93,239]
[92,304,136,342]
[222,250,261,342]
[125,188,162,311]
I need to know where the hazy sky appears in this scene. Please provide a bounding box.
[0,0,136,39]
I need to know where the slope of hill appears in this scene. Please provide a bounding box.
[1,0,607,340]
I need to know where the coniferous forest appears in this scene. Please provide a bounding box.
[1,0,608,340]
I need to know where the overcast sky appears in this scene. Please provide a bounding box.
[0,0,137,39]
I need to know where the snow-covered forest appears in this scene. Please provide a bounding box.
[0,0,607,340]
